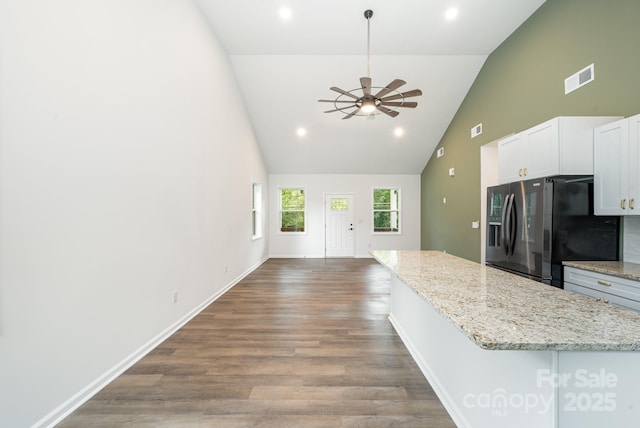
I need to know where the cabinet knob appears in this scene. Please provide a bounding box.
[621,198,627,209]
[596,297,601,302]
[630,198,635,210]
[604,299,610,304]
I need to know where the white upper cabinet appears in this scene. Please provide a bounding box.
[498,116,621,184]
[496,134,521,183]
[594,114,640,215]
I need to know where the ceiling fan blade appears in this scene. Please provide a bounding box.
[360,77,372,97]
[373,79,406,99]
[380,89,423,102]
[377,106,400,118]
[330,87,359,100]
[342,109,360,120]
[380,101,418,108]
[318,99,356,103]
[324,105,357,113]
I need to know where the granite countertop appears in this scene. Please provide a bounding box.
[563,260,640,282]
[372,250,640,352]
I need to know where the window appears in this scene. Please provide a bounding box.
[280,188,305,232]
[373,188,400,233]
[331,198,348,211]
[252,183,262,239]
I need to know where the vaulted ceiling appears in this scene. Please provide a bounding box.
[194,0,546,174]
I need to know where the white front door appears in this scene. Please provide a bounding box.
[325,194,355,257]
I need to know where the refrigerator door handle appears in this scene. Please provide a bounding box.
[509,194,517,256]
[501,194,510,255]
[503,194,514,255]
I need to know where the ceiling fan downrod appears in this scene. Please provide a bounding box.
[365,9,372,79]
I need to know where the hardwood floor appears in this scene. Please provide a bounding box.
[59,258,456,427]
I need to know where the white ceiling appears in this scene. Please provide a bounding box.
[194,0,546,174]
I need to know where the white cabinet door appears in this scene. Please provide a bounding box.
[498,120,559,184]
[497,134,521,184]
[521,118,559,180]
[594,118,628,215]
[594,114,640,216]
[628,115,640,212]
[498,116,620,186]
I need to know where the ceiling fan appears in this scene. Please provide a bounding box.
[319,9,422,120]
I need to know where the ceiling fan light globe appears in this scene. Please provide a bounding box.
[360,101,377,114]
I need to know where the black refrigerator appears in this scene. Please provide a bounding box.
[486,176,620,288]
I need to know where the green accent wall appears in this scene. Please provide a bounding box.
[420,0,640,262]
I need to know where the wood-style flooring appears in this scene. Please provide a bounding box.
[59,258,456,427]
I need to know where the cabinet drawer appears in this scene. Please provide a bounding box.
[565,281,602,301]
[607,291,640,311]
[565,281,640,311]
[564,267,640,302]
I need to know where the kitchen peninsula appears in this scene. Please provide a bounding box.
[372,250,640,428]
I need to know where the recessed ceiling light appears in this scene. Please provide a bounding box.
[296,127,307,137]
[279,7,292,20]
[393,127,405,137]
[445,8,458,21]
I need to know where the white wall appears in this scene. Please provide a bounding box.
[480,139,503,264]
[623,217,640,263]
[269,174,421,258]
[0,1,268,426]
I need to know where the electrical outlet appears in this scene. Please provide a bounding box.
[171,291,178,304]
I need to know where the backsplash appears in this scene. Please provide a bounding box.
[624,217,640,263]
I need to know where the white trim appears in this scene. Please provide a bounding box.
[324,193,356,258]
[268,254,326,259]
[251,182,263,240]
[34,257,269,428]
[278,186,307,235]
[371,186,402,234]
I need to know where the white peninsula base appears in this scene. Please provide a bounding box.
[386,265,640,428]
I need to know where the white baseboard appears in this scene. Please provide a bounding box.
[268,254,375,259]
[355,253,374,258]
[34,256,268,428]
[268,254,326,258]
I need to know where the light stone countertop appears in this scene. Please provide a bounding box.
[372,250,640,351]
[563,260,640,282]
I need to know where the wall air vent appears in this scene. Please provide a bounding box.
[471,123,482,138]
[565,63,595,94]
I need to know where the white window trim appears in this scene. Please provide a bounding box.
[279,187,307,235]
[251,182,262,240]
[372,187,402,235]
